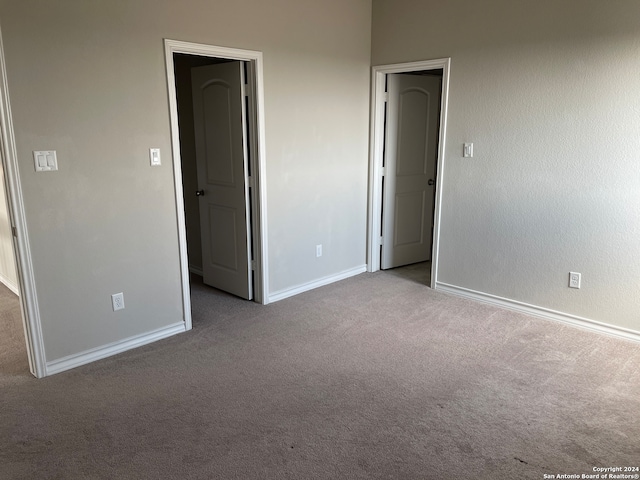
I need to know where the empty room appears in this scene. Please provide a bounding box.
[1,1,638,478]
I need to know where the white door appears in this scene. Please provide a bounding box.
[191,62,253,299]
[381,73,441,270]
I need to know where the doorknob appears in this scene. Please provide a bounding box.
[195,190,205,196]
[428,179,435,186]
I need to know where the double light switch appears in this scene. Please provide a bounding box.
[33,151,58,172]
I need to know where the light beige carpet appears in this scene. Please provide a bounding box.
[1,265,639,479]
[0,283,29,382]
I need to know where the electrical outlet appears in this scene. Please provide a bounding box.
[569,272,581,289]
[111,292,125,311]
[316,244,322,257]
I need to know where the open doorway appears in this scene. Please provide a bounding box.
[367,59,451,289]
[0,163,29,376]
[164,40,269,331]
[0,30,47,378]
[381,69,443,285]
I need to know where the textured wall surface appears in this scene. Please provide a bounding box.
[372,0,640,332]
[0,0,372,361]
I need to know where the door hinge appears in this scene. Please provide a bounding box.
[12,226,17,238]
[383,92,389,102]
[242,82,250,99]
[380,167,385,177]
[247,176,255,188]
[379,236,384,246]
[250,260,256,271]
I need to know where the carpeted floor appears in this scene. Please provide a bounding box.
[0,282,29,381]
[1,264,639,479]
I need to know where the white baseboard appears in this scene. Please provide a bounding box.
[189,265,203,276]
[436,282,640,343]
[0,272,19,295]
[268,265,367,303]
[46,322,187,376]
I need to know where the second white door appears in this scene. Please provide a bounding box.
[191,61,253,299]
[381,73,441,270]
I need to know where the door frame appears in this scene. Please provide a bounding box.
[0,26,47,378]
[164,39,270,329]
[367,58,451,288]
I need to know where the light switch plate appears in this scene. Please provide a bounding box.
[33,150,58,172]
[149,148,161,166]
[463,143,474,158]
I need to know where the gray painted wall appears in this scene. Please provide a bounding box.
[0,160,17,291]
[372,0,640,332]
[0,0,371,362]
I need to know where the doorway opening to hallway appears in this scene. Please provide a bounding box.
[164,40,270,332]
[367,59,451,289]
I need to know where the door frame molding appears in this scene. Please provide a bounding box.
[367,58,451,288]
[0,26,47,377]
[164,39,270,328]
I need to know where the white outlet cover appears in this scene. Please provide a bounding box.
[569,272,581,289]
[111,292,125,311]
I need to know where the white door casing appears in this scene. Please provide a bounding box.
[0,26,46,377]
[191,62,253,300]
[381,73,442,270]
[367,58,451,287]
[165,40,270,331]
